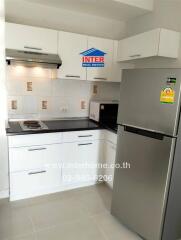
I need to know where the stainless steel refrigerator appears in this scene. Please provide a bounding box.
[111,69,181,240]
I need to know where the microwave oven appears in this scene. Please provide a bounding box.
[89,100,119,125]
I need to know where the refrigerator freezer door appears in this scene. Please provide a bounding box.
[111,126,176,240]
[118,69,181,136]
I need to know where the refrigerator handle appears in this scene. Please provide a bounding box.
[123,126,164,140]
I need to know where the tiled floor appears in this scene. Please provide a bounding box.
[0,183,142,240]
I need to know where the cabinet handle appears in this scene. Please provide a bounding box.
[28,170,46,175]
[94,77,107,80]
[24,46,42,51]
[28,147,47,152]
[129,54,141,58]
[65,75,80,78]
[78,135,93,138]
[78,143,93,146]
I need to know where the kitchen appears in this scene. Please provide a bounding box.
[0,0,181,240]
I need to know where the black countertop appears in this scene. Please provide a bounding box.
[6,119,117,136]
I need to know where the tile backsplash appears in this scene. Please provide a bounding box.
[6,66,120,119]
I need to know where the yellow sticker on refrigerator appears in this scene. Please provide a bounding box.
[160,87,175,104]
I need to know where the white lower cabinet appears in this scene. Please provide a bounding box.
[103,130,117,189]
[9,142,62,201]
[8,130,117,201]
[8,132,62,148]
[62,130,104,143]
[8,133,63,201]
[104,141,117,189]
[61,140,103,186]
[9,144,62,172]
[10,165,61,201]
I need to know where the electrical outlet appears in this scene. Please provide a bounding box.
[60,105,68,112]
[62,108,68,113]
[81,100,86,110]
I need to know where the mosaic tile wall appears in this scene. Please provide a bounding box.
[6,66,120,119]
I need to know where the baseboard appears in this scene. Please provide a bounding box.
[0,189,9,199]
[9,181,107,201]
[60,180,97,192]
[10,181,98,201]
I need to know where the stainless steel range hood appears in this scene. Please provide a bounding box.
[6,49,62,69]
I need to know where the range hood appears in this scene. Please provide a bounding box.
[6,49,62,69]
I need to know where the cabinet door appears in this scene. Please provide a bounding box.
[62,130,104,143]
[10,165,61,201]
[62,140,102,185]
[9,144,62,172]
[158,28,180,58]
[111,41,122,82]
[87,37,114,82]
[104,141,116,189]
[58,31,87,80]
[6,22,58,54]
[9,132,62,148]
[118,29,160,61]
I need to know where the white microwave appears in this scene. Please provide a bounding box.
[89,100,119,123]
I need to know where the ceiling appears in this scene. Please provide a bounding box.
[21,0,152,21]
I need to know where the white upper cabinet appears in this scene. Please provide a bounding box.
[5,22,121,82]
[58,31,87,80]
[87,36,114,82]
[118,28,180,61]
[6,22,58,54]
[111,41,122,82]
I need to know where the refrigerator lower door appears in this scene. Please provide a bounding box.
[111,126,176,240]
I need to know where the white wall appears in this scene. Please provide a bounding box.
[125,0,181,68]
[0,0,9,198]
[7,66,120,120]
[5,0,126,40]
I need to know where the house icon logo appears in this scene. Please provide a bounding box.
[80,48,106,67]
